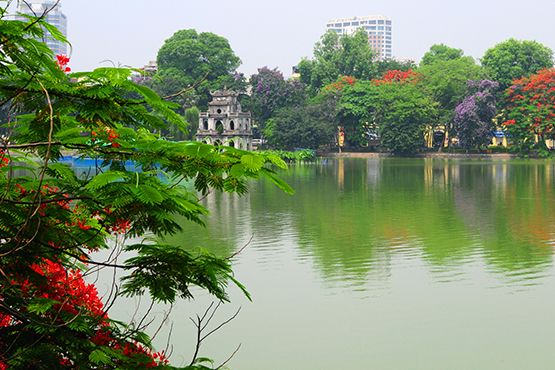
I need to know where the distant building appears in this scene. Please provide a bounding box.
[291,65,301,80]
[131,60,158,83]
[326,15,392,60]
[196,90,253,150]
[15,0,68,56]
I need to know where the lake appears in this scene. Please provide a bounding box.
[107,157,555,369]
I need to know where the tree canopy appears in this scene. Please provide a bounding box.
[264,96,338,150]
[420,44,465,66]
[481,39,554,89]
[153,29,244,109]
[298,29,376,94]
[340,77,437,154]
[246,67,307,131]
[501,68,555,155]
[418,46,484,123]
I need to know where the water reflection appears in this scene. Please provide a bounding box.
[167,158,555,290]
[139,158,555,370]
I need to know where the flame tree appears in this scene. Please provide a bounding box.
[0,7,291,369]
[502,69,555,156]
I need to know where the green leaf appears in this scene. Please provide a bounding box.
[85,171,127,190]
[230,163,245,177]
[266,154,288,169]
[89,349,112,365]
[27,298,56,314]
[240,154,265,172]
[261,168,294,195]
[132,184,164,205]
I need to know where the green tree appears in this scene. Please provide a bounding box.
[420,44,465,66]
[482,39,554,89]
[298,29,376,94]
[153,29,244,110]
[377,83,438,155]
[418,45,483,125]
[0,10,291,369]
[375,58,417,76]
[264,97,338,150]
[340,81,438,154]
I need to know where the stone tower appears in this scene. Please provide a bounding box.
[196,90,253,150]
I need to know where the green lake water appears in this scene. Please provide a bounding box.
[111,158,555,369]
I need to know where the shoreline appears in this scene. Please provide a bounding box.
[322,152,517,159]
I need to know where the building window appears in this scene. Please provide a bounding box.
[230,120,235,130]
[217,108,222,114]
[203,120,208,130]
[386,20,392,25]
[378,20,385,24]
[216,120,224,134]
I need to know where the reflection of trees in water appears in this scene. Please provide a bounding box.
[165,159,555,286]
[283,159,555,284]
[162,191,253,258]
[451,160,554,274]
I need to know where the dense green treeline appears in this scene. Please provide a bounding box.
[150,28,554,156]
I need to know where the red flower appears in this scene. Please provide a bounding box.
[55,54,71,73]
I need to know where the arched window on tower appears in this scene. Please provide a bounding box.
[216,120,224,134]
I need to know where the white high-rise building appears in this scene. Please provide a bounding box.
[15,0,68,56]
[326,15,392,60]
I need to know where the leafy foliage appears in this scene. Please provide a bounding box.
[264,96,338,150]
[482,39,554,89]
[340,80,438,154]
[501,69,555,155]
[375,58,417,76]
[418,46,484,123]
[420,44,465,66]
[246,67,307,131]
[151,29,245,110]
[297,29,376,94]
[0,9,290,369]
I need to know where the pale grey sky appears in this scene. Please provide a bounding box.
[54,0,555,76]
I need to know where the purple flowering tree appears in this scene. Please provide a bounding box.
[453,80,500,150]
[248,67,307,130]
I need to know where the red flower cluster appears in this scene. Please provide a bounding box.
[504,68,555,136]
[0,258,168,367]
[108,218,132,234]
[373,69,421,85]
[0,149,8,168]
[56,54,71,73]
[323,75,357,92]
[92,127,121,148]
